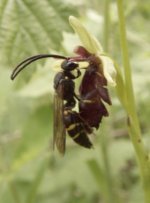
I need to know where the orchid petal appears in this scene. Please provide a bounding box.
[100,55,116,86]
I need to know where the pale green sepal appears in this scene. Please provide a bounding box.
[69,16,103,54]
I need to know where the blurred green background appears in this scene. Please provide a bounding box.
[0,0,150,203]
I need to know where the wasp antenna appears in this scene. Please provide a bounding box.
[11,54,68,80]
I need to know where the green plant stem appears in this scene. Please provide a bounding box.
[116,0,150,202]
[102,2,113,202]
[100,1,121,203]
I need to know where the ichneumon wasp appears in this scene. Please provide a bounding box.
[53,59,93,154]
[11,53,93,154]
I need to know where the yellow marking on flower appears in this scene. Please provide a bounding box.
[78,61,89,68]
[96,72,103,77]
[83,100,94,104]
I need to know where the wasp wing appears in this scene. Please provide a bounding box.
[53,93,66,155]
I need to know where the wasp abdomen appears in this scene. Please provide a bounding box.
[63,110,93,148]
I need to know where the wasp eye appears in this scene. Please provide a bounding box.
[61,60,78,71]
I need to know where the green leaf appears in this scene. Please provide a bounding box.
[0,0,78,66]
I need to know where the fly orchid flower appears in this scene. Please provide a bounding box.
[69,16,116,87]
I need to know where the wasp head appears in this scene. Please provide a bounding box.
[61,60,79,71]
